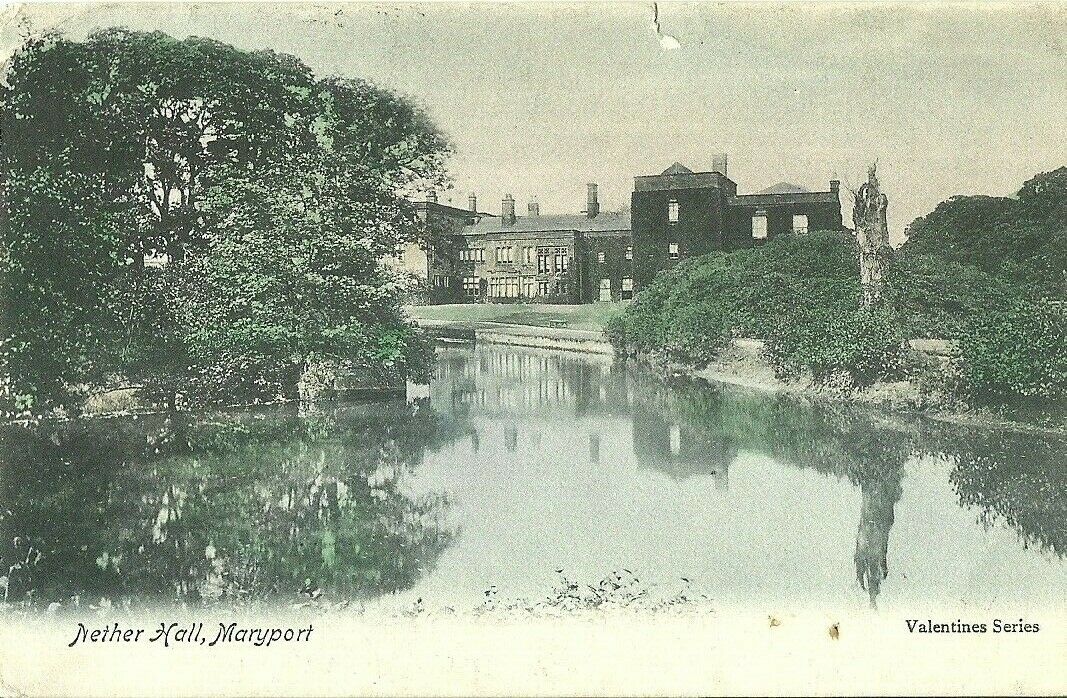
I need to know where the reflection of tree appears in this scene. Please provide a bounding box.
[631,371,909,606]
[939,429,1066,558]
[0,398,464,608]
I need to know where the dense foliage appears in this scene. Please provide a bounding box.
[1,30,449,415]
[900,167,1066,299]
[957,300,1066,403]
[610,168,1065,406]
[607,231,902,386]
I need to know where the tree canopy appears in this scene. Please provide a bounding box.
[900,167,1066,298]
[1,29,451,415]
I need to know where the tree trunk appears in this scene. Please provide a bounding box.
[853,164,891,306]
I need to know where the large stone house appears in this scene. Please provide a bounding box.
[401,154,843,303]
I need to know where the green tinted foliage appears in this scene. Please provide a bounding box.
[609,231,903,384]
[958,300,1066,403]
[883,253,1024,338]
[2,30,449,414]
[900,167,1066,299]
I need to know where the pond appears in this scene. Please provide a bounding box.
[2,343,1064,614]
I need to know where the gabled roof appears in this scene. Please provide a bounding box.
[757,182,811,195]
[460,210,632,236]
[662,162,694,176]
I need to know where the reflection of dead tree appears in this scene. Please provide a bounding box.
[854,475,902,608]
[853,163,891,306]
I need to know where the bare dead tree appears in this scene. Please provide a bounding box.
[853,163,891,306]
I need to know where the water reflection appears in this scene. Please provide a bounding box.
[430,344,1063,609]
[0,400,465,609]
[2,344,1063,612]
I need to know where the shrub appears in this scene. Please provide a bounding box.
[767,304,906,387]
[958,300,1066,403]
[884,253,1023,338]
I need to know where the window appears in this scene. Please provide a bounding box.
[622,277,633,300]
[523,247,533,264]
[792,214,808,234]
[554,279,568,295]
[496,246,513,263]
[668,242,680,260]
[597,251,606,264]
[669,425,681,454]
[668,199,679,223]
[521,277,535,298]
[477,248,485,262]
[537,248,551,273]
[537,280,550,296]
[625,245,633,260]
[599,279,612,302]
[463,276,479,296]
[752,214,768,240]
[554,247,568,273]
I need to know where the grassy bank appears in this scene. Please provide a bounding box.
[406,302,626,333]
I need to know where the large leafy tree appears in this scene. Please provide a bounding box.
[1,29,450,415]
[900,167,1066,298]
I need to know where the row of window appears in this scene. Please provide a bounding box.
[459,248,486,262]
[595,246,634,264]
[751,213,808,239]
[463,276,642,299]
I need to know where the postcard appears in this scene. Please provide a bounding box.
[1,1,1064,695]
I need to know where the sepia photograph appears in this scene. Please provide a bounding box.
[0,1,1064,695]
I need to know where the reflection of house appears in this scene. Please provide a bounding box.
[631,403,734,490]
[403,154,842,303]
[430,345,631,417]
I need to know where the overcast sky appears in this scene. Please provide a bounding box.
[5,1,1066,243]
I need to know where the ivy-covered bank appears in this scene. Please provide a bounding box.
[606,169,1066,425]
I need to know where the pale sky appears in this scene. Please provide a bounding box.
[5,1,1066,243]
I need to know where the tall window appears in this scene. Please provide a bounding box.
[463,276,479,296]
[625,245,633,260]
[537,248,550,273]
[537,280,550,296]
[554,247,568,272]
[597,251,606,263]
[523,247,533,264]
[752,214,768,240]
[792,214,809,234]
[521,277,535,298]
[622,277,633,300]
[668,242,680,260]
[599,279,612,302]
[668,199,679,223]
[477,248,485,262]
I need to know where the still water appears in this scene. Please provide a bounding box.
[2,343,1064,613]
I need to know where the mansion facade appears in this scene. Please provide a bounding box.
[396,155,843,304]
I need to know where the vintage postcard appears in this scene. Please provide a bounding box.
[0,1,1064,695]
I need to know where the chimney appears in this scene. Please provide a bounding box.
[502,194,516,225]
[586,183,599,218]
[468,193,477,212]
[712,153,728,178]
[830,179,840,195]
[528,198,540,217]
[426,191,437,203]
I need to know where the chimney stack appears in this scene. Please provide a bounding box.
[586,183,599,218]
[468,193,477,212]
[502,194,516,225]
[528,198,540,217]
[426,191,437,203]
[712,153,728,178]
[830,179,840,195]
